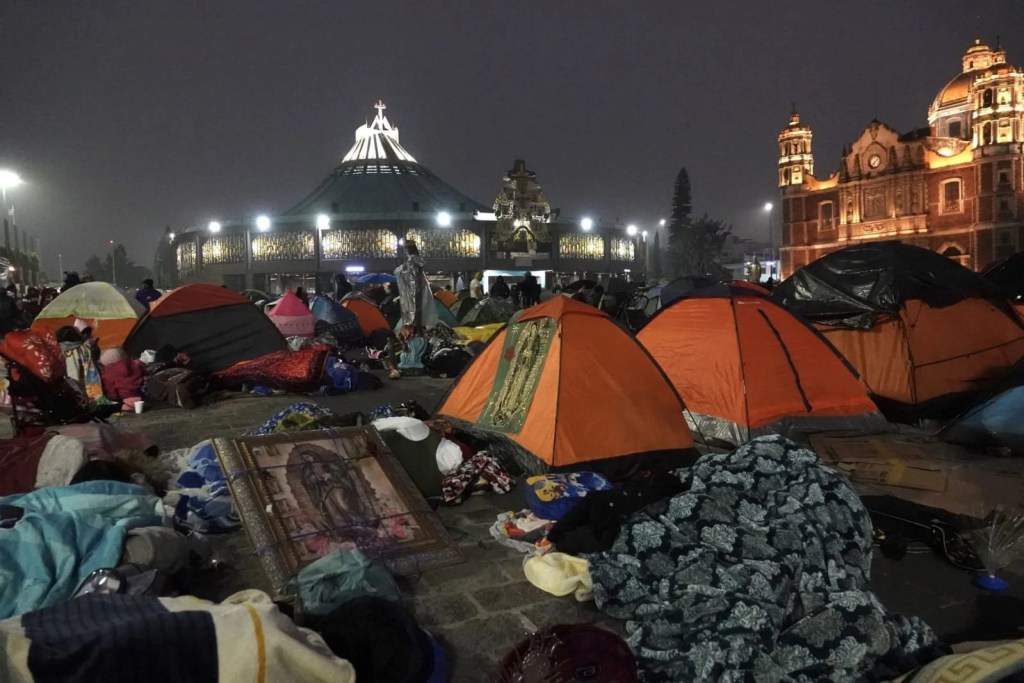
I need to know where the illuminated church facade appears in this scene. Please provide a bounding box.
[171,102,639,291]
[778,39,1024,277]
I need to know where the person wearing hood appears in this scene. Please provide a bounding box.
[99,347,145,404]
[0,286,21,337]
[61,272,82,292]
[490,276,510,299]
[135,279,161,310]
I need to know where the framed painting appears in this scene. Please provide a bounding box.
[213,426,464,595]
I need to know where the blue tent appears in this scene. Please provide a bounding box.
[310,296,363,344]
[357,273,397,285]
[940,381,1024,453]
[434,297,459,327]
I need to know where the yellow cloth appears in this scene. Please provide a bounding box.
[452,323,504,343]
[523,552,593,601]
[888,639,1024,682]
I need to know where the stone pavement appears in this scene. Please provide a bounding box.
[79,376,1024,679]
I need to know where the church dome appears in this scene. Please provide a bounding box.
[934,72,973,108]
[284,101,488,217]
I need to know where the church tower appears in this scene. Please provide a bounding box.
[778,109,814,187]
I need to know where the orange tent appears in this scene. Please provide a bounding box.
[32,282,143,350]
[816,299,1024,415]
[637,285,885,446]
[774,242,1024,419]
[438,296,693,473]
[434,289,458,307]
[342,297,390,336]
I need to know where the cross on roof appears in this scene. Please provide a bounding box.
[374,100,386,117]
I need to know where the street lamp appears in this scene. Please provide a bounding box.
[641,230,648,240]
[108,239,117,287]
[436,211,452,227]
[763,202,774,279]
[580,217,593,232]
[208,220,222,233]
[659,218,666,227]
[168,232,176,242]
[316,214,330,231]
[626,224,638,236]
[0,169,22,206]
[255,215,271,232]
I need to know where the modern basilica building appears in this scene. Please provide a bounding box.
[170,102,641,292]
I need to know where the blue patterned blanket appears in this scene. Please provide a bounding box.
[589,435,948,682]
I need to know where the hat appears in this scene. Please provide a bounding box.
[73,318,89,332]
[99,347,128,366]
[372,416,430,442]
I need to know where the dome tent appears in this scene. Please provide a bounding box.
[310,296,362,344]
[438,297,694,475]
[124,284,285,373]
[268,290,316,338]
[342,297,390,337]
[33,282,143,350]
[638,284,886,447]
[773,241,1024,420]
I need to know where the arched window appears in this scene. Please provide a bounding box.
[947,120,962,138]
[983,122,994,145]
[940,178,962,214]
[983,89,994,108]
[783,168,791,184]
[818,201,835,231]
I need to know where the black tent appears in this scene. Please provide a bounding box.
[983,252,1024,301]
[124,284,286,373]
[772,241,1014,329]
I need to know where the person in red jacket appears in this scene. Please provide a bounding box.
[98,347,145,402]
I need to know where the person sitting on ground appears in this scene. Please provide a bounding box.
[135,279,161,311]
[490,276,510,299]
[99,347,145,405]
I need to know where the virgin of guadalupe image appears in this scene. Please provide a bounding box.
[288,443,384,546]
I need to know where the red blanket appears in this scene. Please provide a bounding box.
[212,345,330,393]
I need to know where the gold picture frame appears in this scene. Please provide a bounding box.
[213,426,464,596]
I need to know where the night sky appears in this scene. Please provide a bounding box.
[2,1,1022,277]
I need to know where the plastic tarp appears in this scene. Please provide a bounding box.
[773,241,1013,329]
[983,252,1024,301]
[460,297,517,327]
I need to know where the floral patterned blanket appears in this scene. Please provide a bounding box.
[588,435,948,682]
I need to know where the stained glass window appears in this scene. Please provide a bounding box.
[251,232,315,262]
[405,229,481,258]
[321,229,399,260]
[201,235,246,265]
[559,234,605,261]
[609,238,635,261]
[177,242,197,277]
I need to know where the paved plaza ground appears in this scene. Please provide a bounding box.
[93,375,1024,680]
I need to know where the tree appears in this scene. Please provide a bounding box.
[152,226,179,289]
[668,213,732,277]
[84,243,152,288]
[668,166,692,248]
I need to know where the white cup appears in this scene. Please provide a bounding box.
[134,401,145,414]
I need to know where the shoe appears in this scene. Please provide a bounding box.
[389,369,401,380]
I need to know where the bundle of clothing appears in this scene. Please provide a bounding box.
[98,348,144,405]
[141,349,209,410]
[167,441,240,534]
[588,435,948,682]
[212,345,331,393]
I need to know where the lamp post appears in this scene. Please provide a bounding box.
[763,202,774,279]
[108,240,117,287]
[0,170,23,275]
